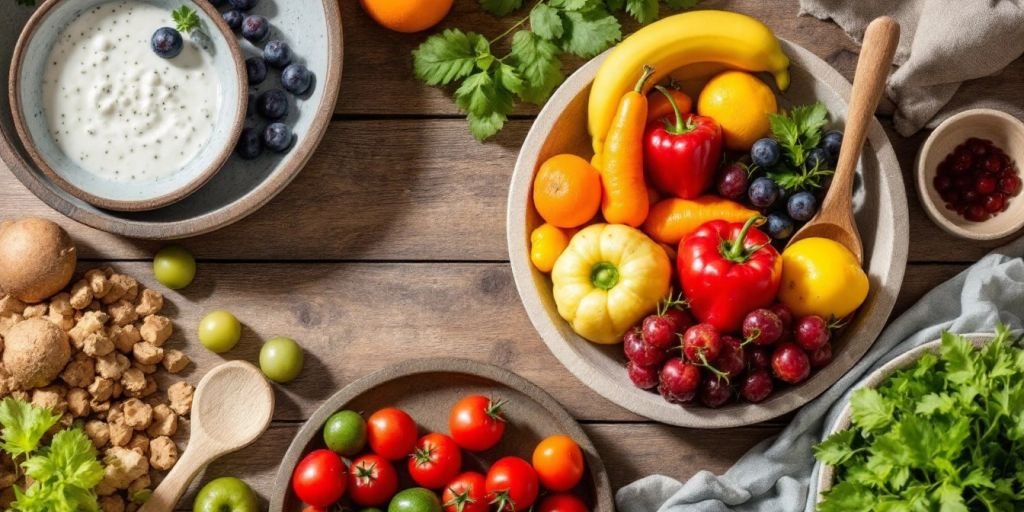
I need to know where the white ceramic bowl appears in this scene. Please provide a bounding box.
[916,109,1024,240]
[9,0,246,212]
[816,333,993,502]
[507,40,909,428]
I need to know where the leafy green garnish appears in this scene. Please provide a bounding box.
[764,102,832,191]
[172,5,200,34]
[815,326,1024,512]
[413,0,700,141]
[0,399,105,512]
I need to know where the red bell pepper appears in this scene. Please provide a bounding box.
[644,86,722,199]
[677,216,781,333]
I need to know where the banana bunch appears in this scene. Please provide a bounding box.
[588,10,791,156]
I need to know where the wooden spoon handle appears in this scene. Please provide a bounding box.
[138,445,215,512]
[825,17,900,210]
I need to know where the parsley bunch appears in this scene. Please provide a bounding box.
[0,398,105,512]
[815,326,1024,512]
[413,0,699,141]
[765,102,833,191]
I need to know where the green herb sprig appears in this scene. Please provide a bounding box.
[765,102,833,191]
[172,5,201,34]
[413,0,699,141]
[815,326,1024,512]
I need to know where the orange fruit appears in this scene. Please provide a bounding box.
[359,0,453,33]
[530,223,577,273]
[533,154,602,228]
[697,71,777,151]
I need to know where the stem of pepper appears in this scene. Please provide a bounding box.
[634,65,656,93]
[590,262,620,290]
[654,85,694,135]
[722,216,764,262]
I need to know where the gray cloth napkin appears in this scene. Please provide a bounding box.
[798,0,1024,136]
[616,235,1024,511]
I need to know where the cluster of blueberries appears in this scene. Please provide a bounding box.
[214,0,314,159]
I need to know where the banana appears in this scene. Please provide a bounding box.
[588,10,790,155]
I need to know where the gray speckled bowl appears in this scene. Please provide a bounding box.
[9,0,246,212]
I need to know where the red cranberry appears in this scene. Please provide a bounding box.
[716,336,746,378]
[985,155,1003,173]
[810,343,833,369]
[699,375,732,408]
[966,205,990,222]
[933,175,952,193]
[682,324,722,363]
[772,342,811,384]
[967,137,991,156]
[1002,175,1021,196]
[985,193,1006,213]
[627,361,660,390]
[741,371,774,403]
[658,359,701,404]
[976,175,997,195]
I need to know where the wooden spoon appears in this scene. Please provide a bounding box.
[786,16,900,263]
[139,361,274,512]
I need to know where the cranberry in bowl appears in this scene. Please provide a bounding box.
[917,109,1024,240]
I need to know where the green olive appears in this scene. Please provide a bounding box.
[259,336,304,383]
[153,246,196,290]
[197,310,242,353]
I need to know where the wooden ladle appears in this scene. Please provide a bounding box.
[787,16,901,263]
[139,361,274,512]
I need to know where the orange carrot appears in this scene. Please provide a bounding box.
[599,66,655,227]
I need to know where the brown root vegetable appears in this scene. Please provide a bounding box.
[2,317,71,389]
[0,218,77,303]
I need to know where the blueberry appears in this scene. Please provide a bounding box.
[748,177,779,209]
[263,40,292,69]
[262,123,294,153]
[765,212,795,240]
[241,15,269,43]
[209,0,224,5]
[228,0,258,10]
[821,130,843,161]
[245,57,267,86]
[787,191,818,221]
[281,63,313,95]
[246,92,256,119]
[751,138,781,168]
[222,10,244,31]
[151,27,183,59]
[256,89,289,120]
[806,147,830,170]
[235,127,262,160]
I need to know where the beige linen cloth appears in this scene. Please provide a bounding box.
[799,0,1024,136]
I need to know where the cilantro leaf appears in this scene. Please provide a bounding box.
[560,7,622,58]
[549,0,593,10]
[413,29,488,86]
[850,387,893,433]
[814,429,856,465]
[530,3,564,40]
[625,0,659,24]
[480,0,524,16]
[455,69,516,141]
[171,6,200,34]
[0,398,60,459]
[508,31,563,105]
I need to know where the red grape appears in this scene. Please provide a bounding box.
[716,163,750,200]
[624,328,668,367]
[746,346,771,371]
[809,343,833,369]
[663,308,694,336]
[682,324,722,363]
[627,361,660,389]
[658,359,701,404]
[699,375,732,408]
[742,309,784,346]
[716,336,746,378]
[641,315,675,350]
[772,342,811,384]
[741,371,774,403]
[794,315,830,351]
[768,303,794,330]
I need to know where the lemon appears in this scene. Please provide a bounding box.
[697,71,778,151]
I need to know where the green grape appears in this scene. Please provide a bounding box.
[197,310,241,353]
[259,336,303,383]
[153,246,196,290]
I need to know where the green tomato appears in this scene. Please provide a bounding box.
[323,410,366,456]
[388,488,441,512]
[198,310,242,353]
[193,477,259,512]
[259,336,304,383]
[153,246,196,290]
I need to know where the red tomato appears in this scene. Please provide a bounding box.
[292,449,347,507]
[449,395,506,451]
[349,454,399,507]
[485,456,539,511]
[538,494,589,512]
[367,408,418,460]
[441,471,488,512]
[532,435,585,492]
[408,433,463,489]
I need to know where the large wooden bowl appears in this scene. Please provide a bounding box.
[270,358,614,511]
[507,40,909,428]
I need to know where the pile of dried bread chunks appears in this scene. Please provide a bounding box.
[0,267,194,511]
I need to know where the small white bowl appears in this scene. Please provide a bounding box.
[916,109,1024,240]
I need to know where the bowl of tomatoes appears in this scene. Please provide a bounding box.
[271,358,613,511]
[506,32,909,428]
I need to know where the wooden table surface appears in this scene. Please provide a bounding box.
[1,0,1019,508]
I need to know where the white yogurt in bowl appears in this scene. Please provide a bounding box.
[10,0,245,211]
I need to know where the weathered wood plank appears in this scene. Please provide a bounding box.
[0,120,1009,262]
[176,422,781,509]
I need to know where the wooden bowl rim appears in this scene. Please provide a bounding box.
[7,0,247,212]
[269,357,615,511]
[506,39,909,428]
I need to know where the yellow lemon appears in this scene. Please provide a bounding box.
[778,238,869,319]
[697,71,778,151]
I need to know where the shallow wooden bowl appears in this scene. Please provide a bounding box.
[270,358,614,511]
[507,40,909,428]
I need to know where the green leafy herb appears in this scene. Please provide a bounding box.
[413,0,701,141]
[815,326,1024,512]
[0,399,105,512]
[764,102,832,191]
[172,5,200,34]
